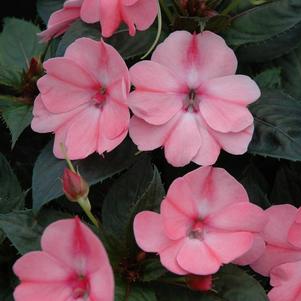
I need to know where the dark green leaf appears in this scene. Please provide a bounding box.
[57,20,159,60]
[224,0,301,62]
[141,258,167,282]
[277,45,301,99]
[115,277,157,301]
[270,163,301,207]
[0,18,45,70]
[102,156,165,253]
[0,209,70,254]
[156,283,222,301]
[249,89,301,161]
[254,68,281,89]
[214,265,268,301]
[37,0,65,24]
[240,164,271,209]
[0,64,22,88]
[0,152,24,213]
[2,104,33,148]
[32,138,138,212]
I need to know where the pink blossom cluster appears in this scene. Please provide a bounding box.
[12,1,300,301]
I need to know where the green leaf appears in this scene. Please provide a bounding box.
[2,104,33,148]
[223,0,301,62]
[0,64,22,88]
[115,277,157,301]
[37,0,65,24]
[141,258,167,282]
[240,164,271,209]
[102,156,165,254]
[277,45,301,99]
[270,163,301,207]
[214,265,268,301]
[0,152,24,213]
[156,284,222,301]
[57,20,159,59]
[249,89,301,161]
[0,209,70,254]
[0,18,45,70]
[32,138,138,212]
[254,68,282,89]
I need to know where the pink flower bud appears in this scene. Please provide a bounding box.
[186,274,213,291]
[62,168,89,202]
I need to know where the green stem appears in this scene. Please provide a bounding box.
[60,143,76,173]
[141,2,162,59]
[159,0,173,24]
[78,198,100,228]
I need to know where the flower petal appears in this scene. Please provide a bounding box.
[80,0,99,23]
[41,218,109,274]
[164,112,201,167]
[134,211,171,253]
[200,97,254,133]
[99,0,121,37]
[288,208,301,248]
[177,239,220,275]
[202,75,260,105]
[206,202,267,232]
[205,231,254,264]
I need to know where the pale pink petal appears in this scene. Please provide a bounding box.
[31,95,86,133]
[128,115,179,151]
[64,106,100,159]
[268,284,301,301]
[42,58,97,88]
[13,251,72,282]
[200,97,254,133]
[122,0,158,35]
[80,0,99,23]
[88,265,114,301]
[101,100,130,139]
[202,75,260,105]
[183,167,249,217]
[263,205,297,247]
[38,8,80,42]
[127,91,183,125]
[211,124,254,155]
[99,0,121,38]
[133,211,171,253]
[53,125,69,159]
[205,231,253,263]
[41,218,109,274]
[130,60,183,92]
[177,239,221,275]
[159,239,188,275]
[161,197,195,240]
[250,245,301,277]
[191,116,220,166]
[288,208,301,248]
[270,261,301,286]
[234,234,266,265]
[152,31,237,85]
[164,112,201,167]
[97,123,128,155]
[206,202,267,232]
[38,75,95,114]
[65,38,130,89]
[14,283,71,301]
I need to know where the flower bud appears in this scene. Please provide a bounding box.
[62,168,89,202]
[186,274,212,292]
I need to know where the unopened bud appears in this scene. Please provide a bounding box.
[62,168,89,202]
[186,274,212,292]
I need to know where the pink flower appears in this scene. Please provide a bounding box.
[268,260,301,301]
[39,0,83,42]
[250,205,301,277]
[32,37,130,159]
[128,31,260,167]
[40,0,158,41]
[133,166,266,275]
[80,0,159,37]
[13,218,114,301]
[186,274,213,292]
